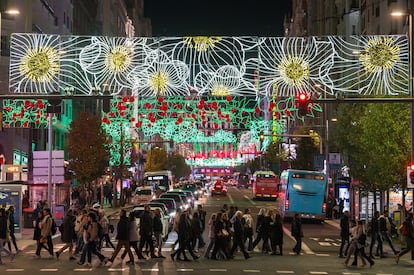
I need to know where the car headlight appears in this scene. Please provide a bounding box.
[187,199,191,203]
[194,191,198,195]
[169,211,176,218]
[152,195,157,199]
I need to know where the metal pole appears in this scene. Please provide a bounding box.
[48,114,53,214]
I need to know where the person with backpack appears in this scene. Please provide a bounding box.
[344,220,374,267]
[395,212,414,263]
[378,210,399,256]
[77,212,108,267]
[56,209,76,260]
[242,208,254,251]
[35,208,54,258]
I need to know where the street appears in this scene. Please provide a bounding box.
[1,186,413,274]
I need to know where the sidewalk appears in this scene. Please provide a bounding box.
[16,203,129,250]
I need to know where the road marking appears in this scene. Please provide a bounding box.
[318,242,331,246]
[309,238,320,241]
[5,269,25,272]
[73,268,93,272]
[276,271,295,274]
[309,272,328,275]
[243,270,261,273]
[141,269,160,271]
[108,268,128,271]
[228,193,234,204]
[177,269,194,272]
[315,253,330,257]
[210,269,227,272]
[243,195,256,205]
[40,269,58,272]
[324,238,334,242]
[342,273,361,275]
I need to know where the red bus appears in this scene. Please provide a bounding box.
[252,171,278,200]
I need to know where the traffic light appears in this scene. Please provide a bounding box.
[407,163,414,188]
[296,92,309,116]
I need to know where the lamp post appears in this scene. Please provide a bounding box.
[391,10,412,212]
[0,9,19,50]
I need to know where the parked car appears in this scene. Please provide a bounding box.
[210,181,227,196]
[167,190,195,208]
[131,205,170,240]
[159,192,187,210]
[180,182,201,200]
[133,187,154,205]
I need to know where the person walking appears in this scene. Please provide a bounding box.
[74,209,88,255]
[211,212,230,260]
[339,210,350,258]
[121,212,145,262]
[204,213,217,259]
[0,208,15,264]
[171,212,192,261]
[56,209,76,260]
[108,209,134,264]
[251,208,267,252]
[230,211,250,259]
[99,212,115,249]
[35,208,54,258]
[395,212,414,263]
[190,212,203,252]
[344,220,374,267]
[138,205,156,259]
[6,206,21,253]
[153,208,165,258]
[270,213,283,255]
[196,204,207,249]
[78,212,108,267]
[242,208,254,251]
[369,211,381,258]
[291,213,303,255]
[378,210,399,256]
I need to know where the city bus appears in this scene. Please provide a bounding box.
[140,170,174,197]
[279,169,327,222]
[252,171,278,200]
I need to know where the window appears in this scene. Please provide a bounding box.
[375,7,379,17]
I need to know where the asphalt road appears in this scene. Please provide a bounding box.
[1,185,413,274]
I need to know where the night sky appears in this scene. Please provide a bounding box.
[144,0,292,36]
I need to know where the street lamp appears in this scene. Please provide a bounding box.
[0,9,19,56]
[391,11,413,158]
[391,10,412,210]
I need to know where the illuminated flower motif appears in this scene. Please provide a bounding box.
[9,34,75,94]
[326,36,408,95]
[79,37,149,94]
[133,49,190,97]
[183,36,222,52]
[360,37,400,73]
[278,55,310,87]
[195,65,249,97]
[165,36,253,94]
[247,37,333,97]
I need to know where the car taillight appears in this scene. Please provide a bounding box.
[285,200,289,211]
[322,202,326,213]
[216,185,222,189]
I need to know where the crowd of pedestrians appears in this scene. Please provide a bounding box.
[338,208,414,268]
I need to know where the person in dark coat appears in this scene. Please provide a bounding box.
[56,209,76,260]
[251,208,270,252]
[108,209,134,263]
[230,211,250,259]
[291,213,303,255]
[338,210,350,258]
[6,206,20,253]
[369,211,381,258]
[153,208,165,258]
[0,208,15,264]
[211,212,230,260]
[171,212,191,261]
[270,213,284,255]
[138,205,156,259]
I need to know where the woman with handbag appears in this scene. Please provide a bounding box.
[211,212,230,260]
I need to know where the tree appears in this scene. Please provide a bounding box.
[66,111,110,186]
[332,101,410,194]
[166,153,191,180]
[293,127,319,170]
[144,147,167,172]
